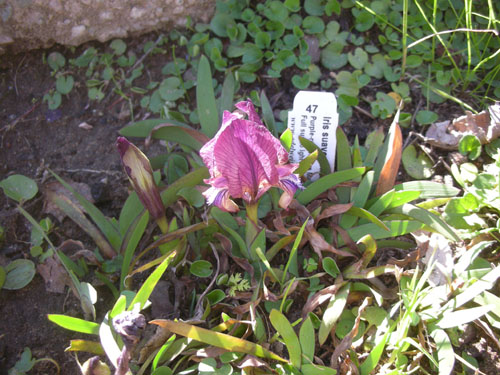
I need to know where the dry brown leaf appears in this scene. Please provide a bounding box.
[215,233,255,283]
[376,112,402,196]
[306,222,355,259]
[425,103,500,149]
[413,230,453,286]
[43,180,94,222]
[272,213,290,235]
[191,347,228,359]
[138,326,171,363]
[37,255,70,293]
[232,298,260,315]
[316,203,353,223]
[302,279,344,318]
[330,297,370,370]
[237,355,272,370]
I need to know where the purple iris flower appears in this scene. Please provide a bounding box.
[200,100,303,212]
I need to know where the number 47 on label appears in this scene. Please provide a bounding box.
[305,104,318,113]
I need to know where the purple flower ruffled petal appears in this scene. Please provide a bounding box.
[199,100,303,211]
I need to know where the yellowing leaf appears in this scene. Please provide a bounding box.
[151,319,287,362]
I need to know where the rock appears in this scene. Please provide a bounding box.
[0,0,215,54]
[304,35,320,63]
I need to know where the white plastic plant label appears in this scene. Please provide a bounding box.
[287,91,339,180]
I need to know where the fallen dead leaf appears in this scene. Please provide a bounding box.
[43,180,94,222]
[306,221,354,259]
[413,230,453,286]
[330,297,370,370]
[425,102,500,149]
[237,355,272,371]
[37,255,70,293]
[138,325,171,363]
[302,279,344,318]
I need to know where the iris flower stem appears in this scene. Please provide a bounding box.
[245,202,260,261]
[246,202,259,224]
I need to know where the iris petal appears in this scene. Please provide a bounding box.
[278,173,304,209]
[200,110,244,176]
[203,186,239,212]
[199,100,303,209]
[235,100,263,125]
[213,120,270,201]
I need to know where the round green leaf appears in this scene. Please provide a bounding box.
[325,21,340,41]
[322,257,340,278]
[485,139,500,159]
[43,92,62,110]
[364,54,388,79]
[206,289,226,305]
[473,173,496,191]
[292,73,310,89]
[255,31,271,49]
[321,43,347,70]
[110,39,127,55]
[177,187,205,208]
[361,306,388,327]
[458,135,482,160]
[460,163,478,183]
[12,347,35,372]
[88,87,104,101]
[263,1,289,22]
[416,110,438,125]
[335,316,355,339]
[405,55,423,68]
[354,11,375,32]
[303,16,325,34]
[159,86,184,102]
[283,34,300,49]
[335,71,361,97]
[0,174,38,202]
[278,50,296,67]
[190,260,213,278]
[304,0,325,16]
[241,8,255,22]
[56,75,74,95]
[210,14,236,37]
[402,145,434,179]
[348,47,368,70]
[102,66,114,81]
[370,92,397,119]
[47,52,66,71]
[242,43,264,64]
[284,0,300,12]
[3,259,36,290]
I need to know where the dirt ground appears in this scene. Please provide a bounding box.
[1,32,499,374]
[0,42,133,374]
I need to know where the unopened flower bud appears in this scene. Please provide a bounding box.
[116,137,166,225]
[81,356,111,375]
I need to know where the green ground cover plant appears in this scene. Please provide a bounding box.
[42,0,500,127]
[3,0,500,374]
